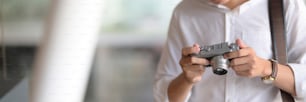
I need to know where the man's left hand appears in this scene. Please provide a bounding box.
[224,39,272,78]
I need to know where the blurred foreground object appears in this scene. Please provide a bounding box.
[30,0,104,102]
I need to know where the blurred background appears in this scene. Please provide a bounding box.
[1,0,306,102]
[0,0,180,102]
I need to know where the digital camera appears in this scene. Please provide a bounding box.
[194,42,239,75]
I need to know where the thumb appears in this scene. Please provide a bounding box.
[236,39,248,48]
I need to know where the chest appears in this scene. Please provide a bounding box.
[177,1,272,58]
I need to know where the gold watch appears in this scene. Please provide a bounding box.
[261,59,278,84]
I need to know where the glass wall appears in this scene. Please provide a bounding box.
[0,0,49,101]
[0,0,181,102]
[86,0,181,102]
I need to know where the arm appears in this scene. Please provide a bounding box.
[273,64,296,96]
[168,74,194,102]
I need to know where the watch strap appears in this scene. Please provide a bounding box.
[270,59,278,79]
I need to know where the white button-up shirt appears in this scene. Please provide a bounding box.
[154,0,306,102]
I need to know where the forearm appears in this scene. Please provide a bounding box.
[273,64,296,96]
[168,73,194,102]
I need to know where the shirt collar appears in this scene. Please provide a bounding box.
[207,1,231,10]
[201,0,254,14]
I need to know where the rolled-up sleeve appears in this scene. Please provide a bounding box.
[285,0,306,100]
[287,64,306,99]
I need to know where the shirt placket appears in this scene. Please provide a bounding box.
[225,10,239,102]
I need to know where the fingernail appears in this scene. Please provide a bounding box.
[197,47,200,52]
[223,54,228,59]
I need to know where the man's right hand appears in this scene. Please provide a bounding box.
[179,44,210,84]
[168,44,210,102]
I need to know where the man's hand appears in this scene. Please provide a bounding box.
[168,44,210,102]
[179,44,210,83]
[224,39,272,78]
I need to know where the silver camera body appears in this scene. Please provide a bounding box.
[194,42,239,75]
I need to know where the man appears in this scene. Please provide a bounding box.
[154,0,306,102]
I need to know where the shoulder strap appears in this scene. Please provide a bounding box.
[268,0,295,102]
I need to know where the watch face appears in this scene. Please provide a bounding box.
[262,77,275,84]
[262,79,274,84]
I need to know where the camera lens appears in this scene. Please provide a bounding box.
[213,68,227,75]
[211,55,229,75]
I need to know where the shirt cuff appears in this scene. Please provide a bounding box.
[287,63,306,99]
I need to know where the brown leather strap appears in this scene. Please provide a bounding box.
[268,0,295,102]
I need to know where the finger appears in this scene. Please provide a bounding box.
[231,64,250,72]
[235,71,249,77]
[230,56,250,66]
[183,65,205,73]
[193,43,200,49]
[180,57,210,67]
[235,70,256,78]
[224,48,250,59]
[182,44,200,56]
[236,38,248,48]
[186,65,205,71]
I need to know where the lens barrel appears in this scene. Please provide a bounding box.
[211,56,229,75]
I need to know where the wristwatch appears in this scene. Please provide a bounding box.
[261,59,278,84]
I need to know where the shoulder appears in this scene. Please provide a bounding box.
[172,0,215,19]
[282,0,306,24]
[283,0,306,11]
[172,0,196,17]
